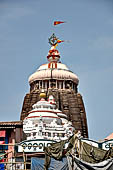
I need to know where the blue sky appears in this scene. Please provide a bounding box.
[0,0,113,140]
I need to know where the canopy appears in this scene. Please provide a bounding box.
[31,157,68,170]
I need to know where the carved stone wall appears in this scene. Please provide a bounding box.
[20,89,88,138]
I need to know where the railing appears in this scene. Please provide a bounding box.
[0,143,31,170]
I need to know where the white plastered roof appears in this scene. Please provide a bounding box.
[38,63,69,71]
[29,63,79,84]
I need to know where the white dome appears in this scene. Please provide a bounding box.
[29,63,79,84]
[32,98,56,110]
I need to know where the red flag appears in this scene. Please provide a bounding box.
[54,21,66,26]
[57,39,64,43]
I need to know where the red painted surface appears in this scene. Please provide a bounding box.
[0,131,6,137]
[28,110,57,114]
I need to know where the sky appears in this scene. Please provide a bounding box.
[0,0,113,141]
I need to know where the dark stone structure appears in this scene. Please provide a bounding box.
[20,84,88,138]
[20,34,88,138]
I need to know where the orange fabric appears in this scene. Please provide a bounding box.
[57,39,64,43]
[54,21,65,25]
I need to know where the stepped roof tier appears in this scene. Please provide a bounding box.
[23,95,74,141]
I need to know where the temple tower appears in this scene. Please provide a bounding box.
[20,33,88,138]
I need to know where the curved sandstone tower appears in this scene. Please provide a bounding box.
[20,34,88,138]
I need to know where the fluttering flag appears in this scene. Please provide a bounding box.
[57,39,64,43]
[54,21,66,26]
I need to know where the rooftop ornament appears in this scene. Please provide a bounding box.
[48,33,58,46]
[47,33,61,63]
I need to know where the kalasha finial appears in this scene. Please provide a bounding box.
[48,33,58,46]
[47,33,64,63]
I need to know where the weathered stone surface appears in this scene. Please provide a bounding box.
[20,89,88,138]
